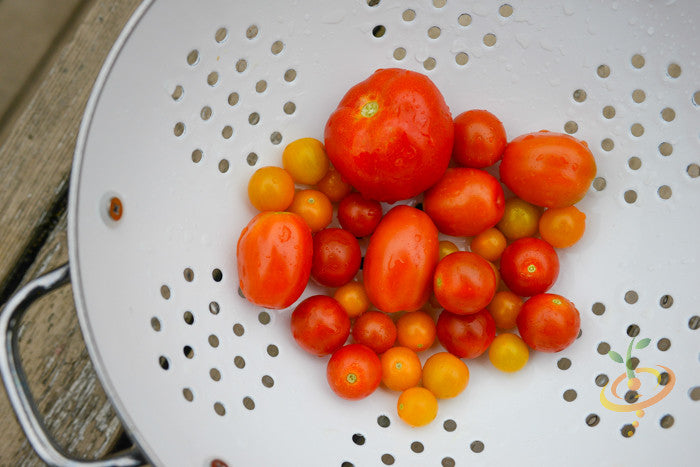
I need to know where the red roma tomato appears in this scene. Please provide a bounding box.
[500,131,597,208]
[311,228,362,287]
[237,212,312,309]
[433,251,497,315]
[327,344,382,400]
[517,293,580,352]
[364,206,439,313]
[500,237,560,297]
[352,310,397,354]
[452,109,507,168]
[291,295,351,356]
[337,192,383,238]
[423,168,505,237]
[436,309,496,359]
[324,68,454,203]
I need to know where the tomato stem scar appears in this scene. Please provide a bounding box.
[552,298,562,305]
[395,362,403,370]
[527,264,536,273]
[346,373,358,384]
[361,101,379,118]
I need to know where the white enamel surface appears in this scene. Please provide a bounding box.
[68,1,700,466]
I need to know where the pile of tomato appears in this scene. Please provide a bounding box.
[237,68,596,427]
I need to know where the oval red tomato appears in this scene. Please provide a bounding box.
[517,293,580,352]
[337,192,383,238]
[500,131,597,208]
[433,251,496,315]
[237,212,312,309]
[311,228,362,287]
[363,205,439,313]
[291,295,350,356]
[324,68,454,203]
[500,237,560,297]
[452,109,507,168]
[423,168,505,237]
[352,310,397,354]
[436,309,496,359]
[327,344,382,400]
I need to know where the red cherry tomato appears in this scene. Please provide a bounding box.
[500,131,597,208]
[337,192,383,238]
[436,309,496,359]
[352,311,397,354]
[452,109,507,168]
[237,212,312,309]
[327,344,382,400]
[324,68,454,203]
[290,295,350,356]
[423,167,505,237]
[433,251,497,315]
[311,228,362,287]
[500,237,560,297]
[364,206,439,313]
[517,293,580,352]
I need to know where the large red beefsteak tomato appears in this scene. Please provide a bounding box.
[324,68,454,203]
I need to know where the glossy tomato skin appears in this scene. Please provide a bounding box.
[500,131,597,208]
[436,309,496,359]
[291,295,350,356]
[237,212,312,309]
[500,237,560,297]
[352,310,397,354]
[433,251,497,315]
[337,192,383,238]
[517,293,580,352]
[327,344,382,400]
[452,109,507,168]
[311,228,362,287]
[364,206,439,313]
[423,168,505,237]
[324,68,454,202]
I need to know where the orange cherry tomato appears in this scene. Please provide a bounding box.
[316,165,353,202]
[282,137,329,185]
[333,281,371,319]
[470,227,507,262]
[422,352,469,399]
[247,166,295,212]
[380,346,422,392]
[487,291,523,330]
[497,198,541,240]
[396,310,436,352]
[438,240,460,260]
[287,189,333,232]
[538,206,586,248]
[397,387,438,427]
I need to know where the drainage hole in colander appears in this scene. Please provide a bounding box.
[243,397,255,410]
[283,101,296,115]
[182,388,194,402]
[660,414,674,428]
[455,52,469,66]
[602,105,615,119]
[628,157,641,170]
[393,48,406,61]
[658,185,672,200]
[577,328,583,339]
[689,164,700,178]
[689,387,700,401]
[228,92,239,106]
[186,49,199,66]
[352,434,365,446]
[261,375,274,388]
[592,302,606,316]
[267,344,279,357]
[402,9,416,22]
[236,59,247,73]
[597,64,610,78]
[423,57,436,71]
[372,25,386,38]
[624,290,638,304]
[627,357,640,371]
[209,301,220,315]
[221,126,233,139]
[183,267,194,281]
[557,358,571,370]
[366,0,380,6]
[255,80,267,93]
[626,324,640,337]
[563,389,577,402]
[212,268,223,282]
[689,315,700,330]
[564,121,578,134]
[270,131,283,145]
[623,190,637,204]
[284,68,296,82]
[247,152,259,166]
[482,33,497,47]
[693,91,700,106]
[624,390,639,404]
[200,106,212,121]
[442,457,455,467]
[592,177,606,191]
[410,441,424,453]
[443,418,456,431]
[658,372,670,386]
[341,462,354,467]
[183,346,194,359]
[173,122,185,137]
[573,89,587,102]
[470,440,485,453]
[249,112,260,125]
[207,71,219,87]
[595,374,609,387]
[601,138,614,152]
[151,317,161,332]
[657,338,671,351]
[258,311,271,325]
[214,402,225,416]
[210,368,221,382]
[191,149,203,163]
[458,13,471,27]
[184,311,194,325]
[171,85,183,101]
[499,4,514,17]
[586,413,600,427]
[246,24,258,40]
[234,356,245,369]
[433,0,446,8]
[621,423,635,437]
[377,415,390,428]
[597,342,611,355]
[215,27,228,43]
[160,285,171,300]
[233,323,244,336]
[427,26,440,40]
[661,107,676,122]
[208,334,220,348]
[380,454,394,465]
[158,356,170,370]
[631,53,645,69]
[630,123,644,137]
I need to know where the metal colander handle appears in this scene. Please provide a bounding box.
[0,263,145,467]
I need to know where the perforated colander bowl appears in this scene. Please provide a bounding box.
[2,0,699,466]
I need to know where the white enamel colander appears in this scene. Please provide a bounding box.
[1,0,699,466]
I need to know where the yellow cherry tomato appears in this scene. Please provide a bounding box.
[247,166,295,212]
[397,387,438,427]
[470,227,507,262]
[333,281,371,319]
[497,198,541,240]
[422,352,469,399]
[538,205,586,248]
[438,240,459,260]
[488,333,529,372]
[282,137,329,185]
